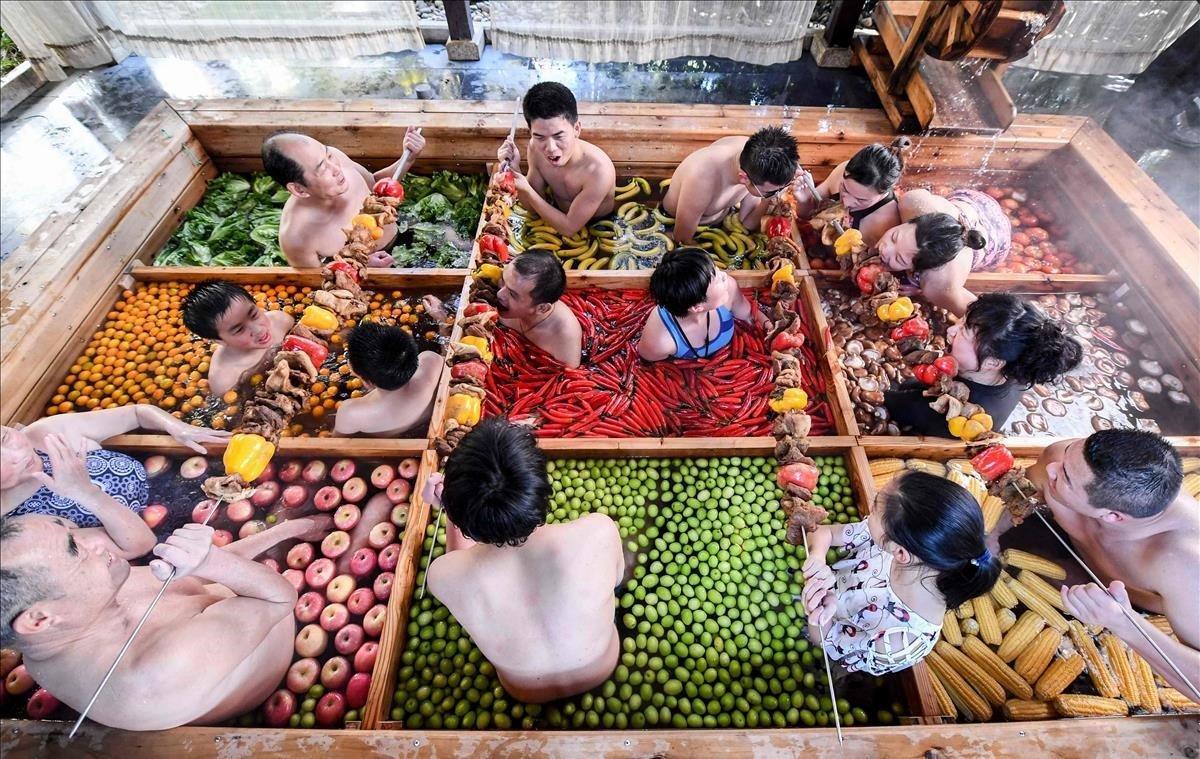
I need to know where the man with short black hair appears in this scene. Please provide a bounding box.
[497,82,616,237]
[663,125,804,244]
[334,322,443,437]
[181,279,294,395]
[263,128,425,268]
[423,418,623,703]
[1015,430,1200,698]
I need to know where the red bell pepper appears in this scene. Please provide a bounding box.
[934,355,959,378]
[463,302,498,320]
[913,364,939,386]
[971,445,1015,483]
[478,233,510,262]
[854,263,885,296]
[372,178,405,200]
[770,330,806,353]
[495,171,516,195]
[765,216,791,239]
[282,334,329,367]
[450,360,489,384]
[777,462,819,492]
[890,316,931,342]
[328,260,361,284]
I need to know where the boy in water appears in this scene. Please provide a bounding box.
[334,322,444,437]
[664,125,803,244]
[497,83,616,237]
[182,280,294,396]
[424,418,623,703]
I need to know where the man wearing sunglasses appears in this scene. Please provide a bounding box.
[663,126,801,245]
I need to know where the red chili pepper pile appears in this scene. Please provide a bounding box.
[483,289,833,437]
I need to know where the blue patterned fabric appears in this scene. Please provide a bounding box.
[8,449,148,527]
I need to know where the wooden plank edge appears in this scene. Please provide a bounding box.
[856,435,1200,458]
[130,266,470,288]
[102,434,429,457]
[799,276,860,436]
[810,269,1122,294]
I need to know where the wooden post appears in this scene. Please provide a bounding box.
[888,0,940,95]
[811,0,865,68]
[445,0,484,62]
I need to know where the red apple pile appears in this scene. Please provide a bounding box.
[0,648,62,721]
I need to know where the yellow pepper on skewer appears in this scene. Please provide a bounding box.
[948,412,994,442]
[475,263,503,284]
[834,228,864,256]
[771,261,796,287]
[460,336,494,364]
[223,433,275,482]
[876,297,915,323]
[769,387,809,414]
[300,305,339,331]
[445,394,482,426]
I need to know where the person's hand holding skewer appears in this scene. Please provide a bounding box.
[149,524,215,582]
[1062,581,1136,635]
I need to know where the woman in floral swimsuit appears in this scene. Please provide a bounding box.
[801,471,1001,675]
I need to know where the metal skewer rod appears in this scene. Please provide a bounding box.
[418,506,445,600]
[390,127,422,182]
[69,496,229,739]
[499,99,521,173]
[1032,510,1200,701]
[801,529,844,743]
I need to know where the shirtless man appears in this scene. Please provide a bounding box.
[182,280,294,395]
[1008,430,1200,699]
[423,418,623,703]
[663,126,802,245]
[496,82,615,237]
[0,444,330,730]
[334,322,443,437]
[264,128,425,268]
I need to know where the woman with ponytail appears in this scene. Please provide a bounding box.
[802,471,1001,675]
[797,137,910,245]
[885,293,1083,437]
[874,186,1013,316]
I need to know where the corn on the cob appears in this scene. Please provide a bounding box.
[1017,569,1067,612]
[1007,577,1070,633]
[1099,633,1137,704]
[947,458,976,475]
[869,458,905,475]
[1002,699,1058,721]
[1183,471,1200,499]
[982,495,1006,533]
[963,635,1034,700]
[1002,549,1067,581]
[956,602,975,619]
[990,572,1019,608]
[942,610,963,646]
[905,458,947,477]
[1183,456,1200,474]
[1035,652,1086,700]
[973,595,1003,646]
[961,618,980,637]
[1016,628,1063,683]
[998,611,1047,663]
[997,607,1017,633]
[1130,651,1161,712]
[945,469,983,505]
[873,472,899,490]
[935,640,1007,707]
[926,665,957,717]
[1146,615,1175,637]
[926,650,993,721]
[1067,621,1120,698]
[1051,694,1129,718]
[1159,687,1200,713]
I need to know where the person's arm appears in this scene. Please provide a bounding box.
[670,184,710,245]
[740,194,768,230]
[921,264,978,318]
[280,228,322,269]
[637,314,674,362]
[725,282,764,327]
[222,515,332,561]
[795,163,842,218]
[372,127,426,181]
[28,405,228,453]
[1062,581,1200,701]
[515,169,613,237]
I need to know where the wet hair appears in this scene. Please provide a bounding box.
[1083,430,1182,518]
[739,126,799,186]
[844,137,911,193]
[523,82,578,125]
[649,247,715,317]
[964,294,1083,386]
[0,519,56,648]
[182,280,257,340]
[261,131,308,187]
[512,250,566,306]
[347,322,420,391]
[441,417,550,547]
[911,212,987,271]
[882,471,1001,609]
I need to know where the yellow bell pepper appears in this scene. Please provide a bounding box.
[351,213,378,230]
[834,228,864,256]
[875,296,915,323]
[224,433,275,482]
[300,305,339,331]
[947,416,967,439]
[768,387,809,414]
[475,263,503,284]
[460,336,494,363]
[445,393,482,426]
[948,412,994,442]
[771,261,796,287]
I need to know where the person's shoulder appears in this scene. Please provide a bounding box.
[572,512,620,541]
[267,309,294,328]
[580,140,616,172]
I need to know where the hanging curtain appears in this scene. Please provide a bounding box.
[1017,0,1200,76]
[490,0,817,66]
[1,1,424,81]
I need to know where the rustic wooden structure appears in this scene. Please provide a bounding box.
[1,99,1197,755]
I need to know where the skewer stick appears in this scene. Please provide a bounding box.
[418,507,445,599]
[390,127,422,182]
[801,529,844,743]
[1030,509,1200,701]
[499,99,522,173]
[69,496,229,739]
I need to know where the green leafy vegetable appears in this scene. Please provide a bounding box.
[155,172,288,267]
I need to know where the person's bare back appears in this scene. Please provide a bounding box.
[428,513,623,703]
[334,351,444,437]
[663,136,753,235]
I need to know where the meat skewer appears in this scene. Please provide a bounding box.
[800,527,844,744]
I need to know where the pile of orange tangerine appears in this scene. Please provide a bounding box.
[46,282,441,437]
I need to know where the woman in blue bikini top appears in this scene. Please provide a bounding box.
[639,247,764,362]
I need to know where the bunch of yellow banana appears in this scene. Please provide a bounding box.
[614,177,653,202]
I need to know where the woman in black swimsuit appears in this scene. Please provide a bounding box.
[796,137,911,246]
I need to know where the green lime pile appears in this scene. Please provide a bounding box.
[811,455,858,524]
[390,456,895,729]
